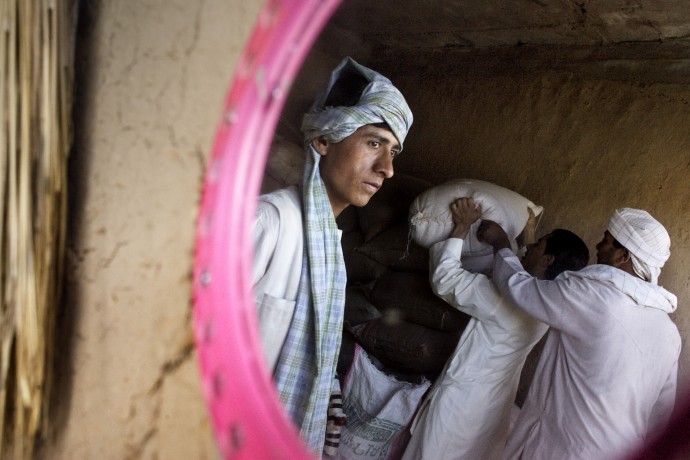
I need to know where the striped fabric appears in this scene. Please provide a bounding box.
[323,383,346,457]
[301,57,413,148]
[272,146,347,452]
[608,208,671,285]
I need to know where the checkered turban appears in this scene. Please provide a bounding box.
[608,208,671,285]
[301,57,413,149]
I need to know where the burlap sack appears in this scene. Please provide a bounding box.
[337,345,430,460]
[370,271,471,332]
[356,223,429,273]
[344,283,382,329]
[340,219,390,284]
[358,173,433,243]
[350,318,461,376]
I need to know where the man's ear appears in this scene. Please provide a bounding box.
[614,248,632,267]
[311,136,329,156]
[539,253,555,270]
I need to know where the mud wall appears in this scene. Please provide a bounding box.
[47,0,262,458]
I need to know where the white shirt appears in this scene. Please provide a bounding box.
[493,248,680,460]
[252,186,304,371]
[402,238,548,460]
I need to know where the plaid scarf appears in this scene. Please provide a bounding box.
[273,145,347,452]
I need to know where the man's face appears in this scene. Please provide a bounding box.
[596,230,624,266]
[315,125,400,216]
[521,234,549,277]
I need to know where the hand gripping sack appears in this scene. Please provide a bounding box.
[409,179,543,257]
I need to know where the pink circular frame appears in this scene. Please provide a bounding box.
[192,1,690,458]
[192,0,341,458]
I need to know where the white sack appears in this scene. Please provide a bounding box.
[337,345,430,460]
[409,179,543,257]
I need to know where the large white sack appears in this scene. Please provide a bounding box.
[337,345,430,460]
[409,179,543,257]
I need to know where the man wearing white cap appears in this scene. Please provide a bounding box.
[252,57,413,454]
[478,208,681,460]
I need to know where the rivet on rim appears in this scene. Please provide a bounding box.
[223,108,237,125]
[269,84,283,105]
[213,370,226,397]
[227,423,246,454]
[203,319,214,343]
[200,269,212,287]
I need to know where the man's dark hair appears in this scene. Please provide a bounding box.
[544,229,590,280]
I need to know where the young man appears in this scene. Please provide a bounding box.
[480,208,680,460]
[402,197,589,460]
[251,57,413,454]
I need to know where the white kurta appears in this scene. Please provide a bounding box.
[402,238,548,460]
[492,248,680,460]
[252,186,304,371]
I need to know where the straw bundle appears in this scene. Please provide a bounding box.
[0,0,75,457]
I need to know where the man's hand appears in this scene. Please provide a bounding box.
[477,220,511,253]
[449,197,482,239]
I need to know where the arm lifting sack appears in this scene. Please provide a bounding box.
[409,178,543,273]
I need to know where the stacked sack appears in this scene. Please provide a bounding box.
[336,174,473,382]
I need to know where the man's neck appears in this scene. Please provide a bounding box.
[617,260,644,280]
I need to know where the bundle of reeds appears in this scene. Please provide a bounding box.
[0,0,75,457]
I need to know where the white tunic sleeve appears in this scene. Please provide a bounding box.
[430,238,502,322]
[491,248,598,337]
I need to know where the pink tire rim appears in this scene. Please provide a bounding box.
[192,1,690,458]
[192,0,341,458]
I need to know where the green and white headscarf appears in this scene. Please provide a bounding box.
[608,207,671,285]
[272,57,413,453]
[302,56,413,148]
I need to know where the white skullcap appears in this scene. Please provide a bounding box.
[608,208,671,285]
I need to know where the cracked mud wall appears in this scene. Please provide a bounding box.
[46,0,262,458]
